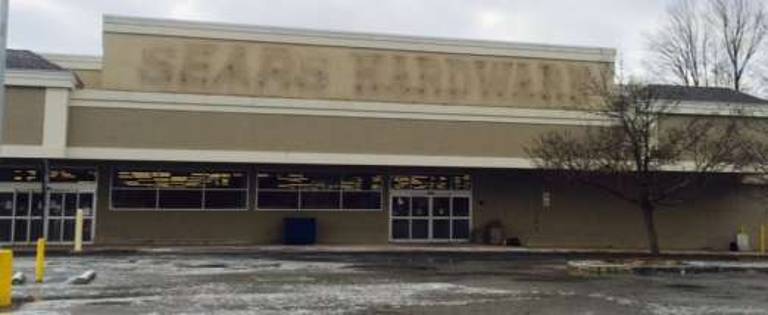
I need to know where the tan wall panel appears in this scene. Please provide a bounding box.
[102,33,611,109]
[75,70,102,89]
[3,87,45,145]
[475,171,765,250]
[68,107,580,158]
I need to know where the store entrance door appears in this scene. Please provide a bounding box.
[389,191,471,242]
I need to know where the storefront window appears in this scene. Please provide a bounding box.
[0,167,96,183]
[257,172,382,211]
[391,175,471,191]
[110,168,248,210]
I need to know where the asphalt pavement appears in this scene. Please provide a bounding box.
[5,252,768,314]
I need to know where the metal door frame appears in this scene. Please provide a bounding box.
[0,182,97,245]
[388,189,472,243]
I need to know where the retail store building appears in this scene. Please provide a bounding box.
[1,15,766,249]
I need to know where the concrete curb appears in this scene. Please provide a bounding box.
[568,260,768,275]
[5,245,768,260]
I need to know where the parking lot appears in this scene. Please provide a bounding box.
[6,251,768,314]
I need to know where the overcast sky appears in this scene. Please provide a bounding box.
[11,0,674,78]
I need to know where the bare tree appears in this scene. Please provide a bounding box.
[648,0,714,87]
[710,0,768,91]
[647,0,767,92]
[526,83,747,254]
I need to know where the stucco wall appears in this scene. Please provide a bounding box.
[101,33,611,110]
[3,87,45,145]
[75,70,102,89]
[68,107,579,158]
[474,170,767,251]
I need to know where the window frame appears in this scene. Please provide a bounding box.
[255,171,384,212]
[109,167,250,212]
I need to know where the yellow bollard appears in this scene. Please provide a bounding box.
[74,209,84,253]
[0,250,11,308]
[35,238,45,283]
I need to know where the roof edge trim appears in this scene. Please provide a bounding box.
[103,15,616,63]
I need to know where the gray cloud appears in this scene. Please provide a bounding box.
[9,0,673,77]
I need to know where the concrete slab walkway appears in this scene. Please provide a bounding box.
[5,244,768,260]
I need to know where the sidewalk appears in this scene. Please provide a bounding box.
[5,244,768,259]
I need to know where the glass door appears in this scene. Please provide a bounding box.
[46,191,96,243]
[390,193,471,242]
[0,189,96,244]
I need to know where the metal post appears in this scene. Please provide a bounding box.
[0,0,9,146]
[74,209,83,252]
[0,249,11,308]
[40,159,49,238]
[34,238,45,283]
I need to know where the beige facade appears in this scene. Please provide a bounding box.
[475,171,766,250]
[102,34,611,110]
[1,15,765,251]
[3,87,45,145]
[68,107,581,158]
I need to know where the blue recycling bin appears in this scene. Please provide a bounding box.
[284,218,317,245]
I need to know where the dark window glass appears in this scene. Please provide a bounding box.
[342,192,381,210]
[47,219,62,242]
[259,172,382,211]
[205,172,247,188]
[112,190,157,209]
[258,173,305,190]
[156,171,206,189]
[158,190,203,209]
[63,219,75,241]
[113,170,159,188]
[433,197,450,217]
[412,197,429,216]
[452,175,472,191]
[0,168,39,182]
[452,197,470,217]
[301,174,340,191]
[430,176,451,190]
[411,175,432,190]
[0,219,11,241]
[392,175,471,191]
[14,193,28,216]
[14,219,27,241]
[391,176,411,190]
[50,168,97,183]
[433,219,450,239]
[64,193,78,216]
[452,219,470,239]
[0,193,13,216]
[205,190,247,209]
[392,219,409,239]
[411,219,429,239]
[78,193,95,216]
[258,191,299,209]
[49,193,64,216]
[301,191,340,209]
[341,175,383,190]
[391,197,410,216]
[31,193,44,217]
[113,170,206,189]
[30,219,43,240]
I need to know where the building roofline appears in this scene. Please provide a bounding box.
[41,53,102,71]
[103,15,616,63]
[5,69,77,89]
